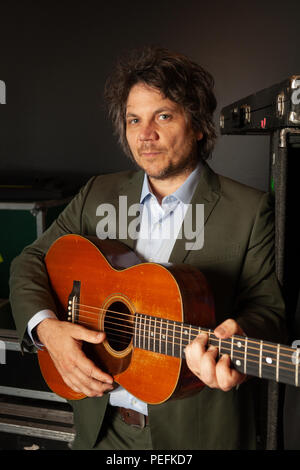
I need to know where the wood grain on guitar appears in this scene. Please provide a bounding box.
[38,234,215,402]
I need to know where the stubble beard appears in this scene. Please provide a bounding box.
[145,154,198,180]
[130,142,199,181]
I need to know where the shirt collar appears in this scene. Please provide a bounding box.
[139,160,203,205]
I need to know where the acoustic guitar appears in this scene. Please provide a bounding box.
[38,234,299,402]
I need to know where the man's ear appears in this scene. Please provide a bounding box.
[196,131,203,141]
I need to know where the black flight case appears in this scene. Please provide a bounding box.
[220,75,300,450]
[0,179,80,450]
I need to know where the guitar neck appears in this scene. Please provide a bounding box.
[133,313,299,388]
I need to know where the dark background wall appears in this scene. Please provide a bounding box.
[0,0,299,192]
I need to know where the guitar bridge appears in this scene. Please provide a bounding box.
[67,280,81,323]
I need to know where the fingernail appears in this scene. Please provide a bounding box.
[215,327,225,336]
[198,332,208,340]
[221,354,230,361]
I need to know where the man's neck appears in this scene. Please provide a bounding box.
[147,166,195,204]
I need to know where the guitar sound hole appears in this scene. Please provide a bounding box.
[104,301,133,352]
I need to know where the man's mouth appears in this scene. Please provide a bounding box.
[138,148,165,157]
[141,151,161,156]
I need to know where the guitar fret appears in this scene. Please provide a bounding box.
[159,318,162,354]
[276,344,280,382]
[183,327,189,347]
[232,337,242,368]
[140,315,143,349]
[230,336,234,360]
[259,341,263,378]
[260,341,282,382]
[296,349,299,387]
[162,320,166,353]
[148,316,151,351]
[163,319,167,353]
[146,316,150,351]
[171,321,175,356]
[174,325,178,357]
[143,315,146,350]
[163,322,167,351]
[152,317,155,352]
[134,314,137,348]
[244,337,248,374]
[165,320,169,356]
[139,315,142,349]
[179,325,183,358]
[141,315,144,350]
[136,313,140,348]
[137,314,140,349]
[135,314,138,348]
[141,315,144,349]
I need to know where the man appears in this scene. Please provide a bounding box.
[9,46,285,450]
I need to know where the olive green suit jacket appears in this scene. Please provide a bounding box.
[9,162,286,450]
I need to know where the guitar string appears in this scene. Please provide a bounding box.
[75,307,295,360]
[76,315,297,370]
[80,315,288,357]
[81,316,296,368]
[73,306,296,360]
[72,301,293,353]
[77,319,298,378]
[77,311,295,363]
[71,304,294,352]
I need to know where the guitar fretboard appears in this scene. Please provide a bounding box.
[133,313,300,387]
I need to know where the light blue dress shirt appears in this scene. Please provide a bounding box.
[28,162,202,414]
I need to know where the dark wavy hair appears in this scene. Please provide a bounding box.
[104,46,217,161]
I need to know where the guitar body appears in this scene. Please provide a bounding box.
[38,234,215,403]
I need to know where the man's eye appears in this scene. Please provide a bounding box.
[128,118,139,125]
[159,114,170,121]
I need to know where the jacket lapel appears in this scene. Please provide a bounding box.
[110,169,144,251]
[168,162,221,264]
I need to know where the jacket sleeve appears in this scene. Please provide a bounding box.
[235,192,287,343]
[9,177,96,351]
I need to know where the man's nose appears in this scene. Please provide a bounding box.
[138,122,159,141]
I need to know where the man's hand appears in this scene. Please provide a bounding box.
[185,319,247,391]
[36,318,114,397]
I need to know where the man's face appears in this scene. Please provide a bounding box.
[125,83,203,180]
